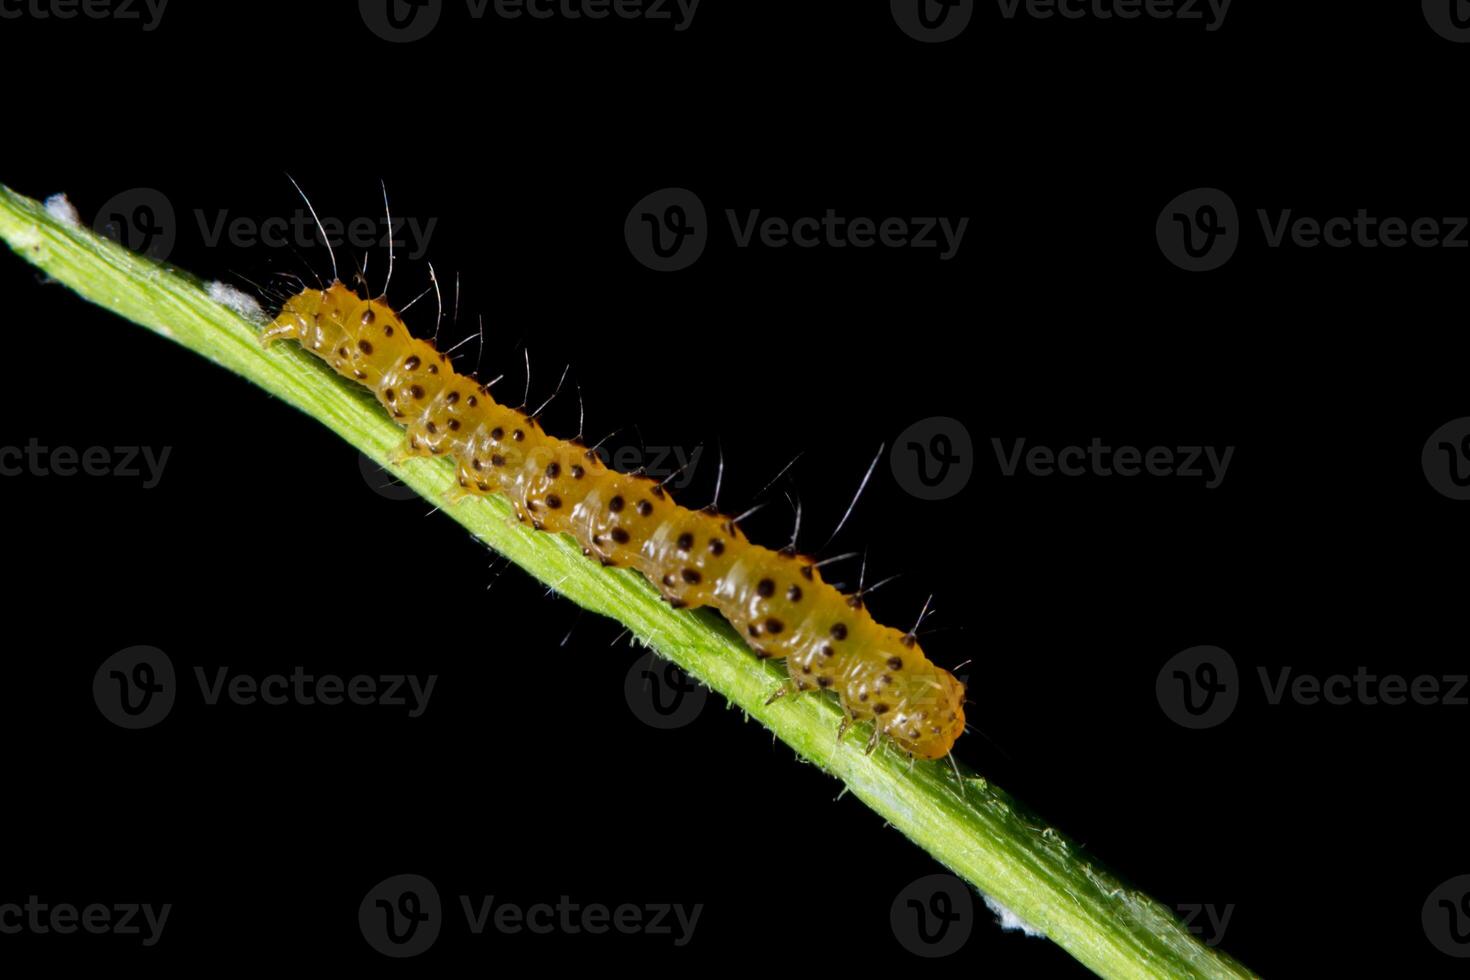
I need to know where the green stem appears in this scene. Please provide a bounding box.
[1,183,1257,980]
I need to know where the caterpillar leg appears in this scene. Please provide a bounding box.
[764,682,793,707]
[864,726,882,755]
[258,314,305,348]
[835,713,853,744]
[444,480,478,507]
[388,433,432,466]
[441,461,489,507]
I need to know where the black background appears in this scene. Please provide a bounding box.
[3,1,1469,974]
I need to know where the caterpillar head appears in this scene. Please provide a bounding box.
[888,670,967,761]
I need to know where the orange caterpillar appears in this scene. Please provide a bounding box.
[262,282,967,759]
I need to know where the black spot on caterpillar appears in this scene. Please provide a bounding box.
[261,282,967,759]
